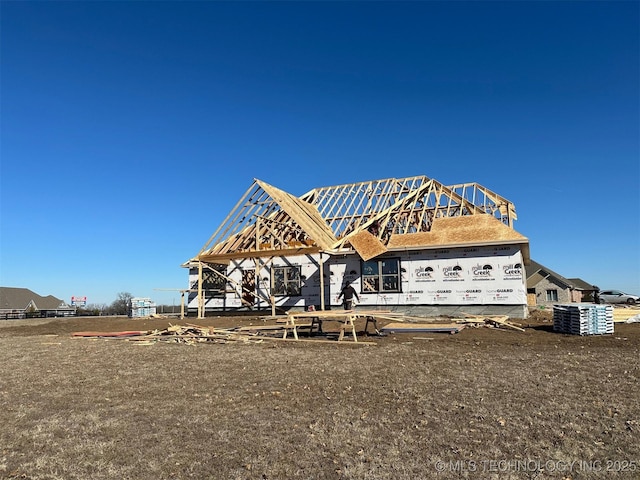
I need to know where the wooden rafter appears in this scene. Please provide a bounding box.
[448,182,517,226]
[193,175,520,263]
[314,177,486,249]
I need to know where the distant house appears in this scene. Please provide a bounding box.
[0,287,75,319]
[525,260,595,306]
[567,278,599,303]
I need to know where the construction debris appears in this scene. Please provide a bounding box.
[455,314,526,332]
[71,311,530,345]
[72,322,376,346]
[378,313,527,334]
[72,324,261,344]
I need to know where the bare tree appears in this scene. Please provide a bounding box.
[109,292,133,316]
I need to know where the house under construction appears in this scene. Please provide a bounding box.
[184,175,531,318]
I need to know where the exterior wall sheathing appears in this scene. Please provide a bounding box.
[188,244,528,319]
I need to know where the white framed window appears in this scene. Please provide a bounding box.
[546,289,558,302]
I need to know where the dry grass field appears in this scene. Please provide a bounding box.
[1,311,639,480]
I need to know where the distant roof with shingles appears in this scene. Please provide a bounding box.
[567,278,598,290]
[0,287,67,310]
[525,260,582,289]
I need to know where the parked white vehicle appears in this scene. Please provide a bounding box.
[598,290,639,305]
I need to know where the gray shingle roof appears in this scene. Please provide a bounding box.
[567,278,598,290]
[525,261,594,290]
[0,287,68,311]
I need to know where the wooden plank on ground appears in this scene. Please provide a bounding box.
[252,336,377,345]
[72,331,149,337]
[460,313,526,332]
[238,325,288,331]
[286,310,394,319]
[380,322,465,334]
[612,308,640,322]
[485,316,525,332]
[455,318,486,324]
[370,315,408,323]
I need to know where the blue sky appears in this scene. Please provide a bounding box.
[1,1,638,306]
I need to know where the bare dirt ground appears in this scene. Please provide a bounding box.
[1,310,639,479]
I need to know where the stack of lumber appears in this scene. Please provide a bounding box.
[553,304,614,335]
[612,307,640,323]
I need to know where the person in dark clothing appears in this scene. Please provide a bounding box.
[338,283,360,310]
[593,286,600,304]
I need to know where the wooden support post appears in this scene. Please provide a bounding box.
[197,262,204,319]
[180,291,185,320]
[256,218,260,251]
[319,252,325,311]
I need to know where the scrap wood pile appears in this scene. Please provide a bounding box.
[72,324,267,345]
[145,324,266,344]
[371,311,526,333]
[71,323,377,345]
[455,314,526,332]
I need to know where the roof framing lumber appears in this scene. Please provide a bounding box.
[191,175,524,264]
[448,182,517,226]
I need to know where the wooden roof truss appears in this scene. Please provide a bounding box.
[195,175,518,262]
[447,182,517,227]
[302,176,511,249]
[197,180,333,262]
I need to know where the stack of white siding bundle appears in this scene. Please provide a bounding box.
[130,297,157,318]
[552,304,613,335]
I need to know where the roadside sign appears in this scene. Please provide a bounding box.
[71,296,87,307]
